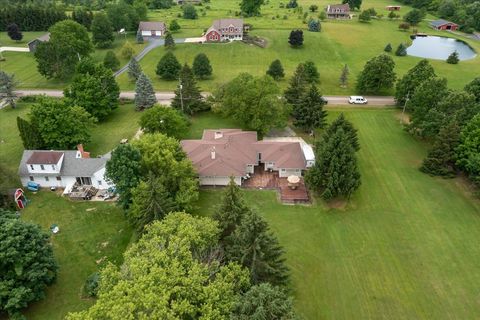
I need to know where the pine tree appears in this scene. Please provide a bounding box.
[325,113,360,151]
[339,64,349,88]
[227,210,289,287]
[17,117,44,149]
[192,53,213,79]
[135,73,157,111]
[169,19,181,32]
[213,177,250,242]
[103,51,120,71]
[171,64,209,115]
[266,59,285,80]
[292,85,327,132]
[421,122,460,177]
[302,61,320,84]
[136,30,144,43]
[156,51,182,80]
[395,43,407,56]
[308,19,321,32]
[0,71,17,108]
[164,32,175,49]
[284,63,308,106]
[447,51,459,64]
[306,127,361,200]
[288,29,304,47]
[384,43,392,52]
[128,58,143,82]
[7,23,23,41]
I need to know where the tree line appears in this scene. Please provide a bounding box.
[0,4,67,31]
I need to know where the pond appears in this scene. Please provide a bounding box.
[406,36,477,61]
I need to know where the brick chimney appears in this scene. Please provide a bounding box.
[76,144,91,159]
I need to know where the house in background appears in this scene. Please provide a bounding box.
[27,33,50,52]
[18,145,112,190]
[137,21,166,39]
[386,5,401,11]
[326,4,351,19]
[181,129,312,186]
[205,19,244,42]
[430,19,459,31]
[175,0,202,4]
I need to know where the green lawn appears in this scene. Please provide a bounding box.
[183,111,243,139]
[20,192,133,320]
[0,103,141,190]
[192,108,480,319]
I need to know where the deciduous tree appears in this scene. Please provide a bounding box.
[356,54,396,94]
[240,0,265,16]
[139,105,189,138]
[342,0,362,10]
[6,23,23,41]
[403,9,425,26]
[103,51,120,71]
[395,59,436,106]
[183,4,198,19]
[358,10,371,22]
[91,12,114,48]
[465,77,480,102]
[120,41,135,59]
[0,210,57,319]
[456,115,480,186]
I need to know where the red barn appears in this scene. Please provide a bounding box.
[430,19,459,31]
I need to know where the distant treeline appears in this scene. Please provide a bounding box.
[0,4,67,31]
[396,0,480,32]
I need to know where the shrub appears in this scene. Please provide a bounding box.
[83,272,100,297]
[447,51,459,64]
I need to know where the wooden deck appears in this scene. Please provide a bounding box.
[243,165,310,204]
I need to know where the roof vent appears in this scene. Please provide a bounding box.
[211,146,216,160]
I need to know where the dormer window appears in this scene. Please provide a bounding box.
[40,165,45,170]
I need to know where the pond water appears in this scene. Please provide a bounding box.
[406,36,477,61]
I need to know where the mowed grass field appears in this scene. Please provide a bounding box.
[193,108,480,319]
[1,0,479,93]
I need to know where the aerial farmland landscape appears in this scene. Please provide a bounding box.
[1,0,480,319]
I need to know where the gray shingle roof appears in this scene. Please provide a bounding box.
[430,19,456,27]
[138,21,166,32]
[18,150,110,177]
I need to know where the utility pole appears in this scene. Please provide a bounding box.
[401,92,410,124]
[179,81,184,113]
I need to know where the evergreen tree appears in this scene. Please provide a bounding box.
[227,210,289,287]
[128,58,143,82]
[183,4,198,19]
[6,23,23,41]
[293,85,327,132]
[213,177,250,242]
[306,127,361,200]
[135,73,157,111]
[169,19,181,32]
[356,54,396,94]
[308,19,321,32]
[339,64,349,88]
[16,117,44,149]
[192,53,213,79]
[395,59,436,106]
[284,64,308,106]
[325,113,360,151]
[129,174,177,232]
[343,0,362,10]
[288,29,304,47]
[395,43,407,56]
[465,77,480,102]
[156,51,182,80]
[0,71,17,108]
[164,31,175,49]
[136,30,144,43]
[286,0,298,8]
[266,59,285,80]
[358,10,371,22]
[91,12,114,48]
[103,51,120,71]
[171,64,209,115]
[421,122,460,177]
[447,51,460,64]
[384,43,392,52]
[302,61,320,83]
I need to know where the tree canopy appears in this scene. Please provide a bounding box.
[135,73,157,111]
[156,51,182,80]
[455,115,480,186]
[356,54,396,94]
[292,84,327,132]
[240,0,265,16]
[266,59,285,80]
[139,105,189,139]
[395,59,436,107]
[0,210,57,318]
[172,64,209,115]
[192,53,213,79]
[91,12,114,48]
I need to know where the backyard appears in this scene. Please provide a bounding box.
[192,109,480,319]
[1,0,479,93]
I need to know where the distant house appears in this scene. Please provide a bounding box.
[205,19,244,42]
[175,0,202,4]
[181,129,311,186]
[138,21,166,39]
[430,19,459,31]
[386,5,401,11]
[18,145,112,190]
[27,33,50,52]
[326,4,351,19]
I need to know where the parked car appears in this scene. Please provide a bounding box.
[321,97,329,104]
[348,96,368,104]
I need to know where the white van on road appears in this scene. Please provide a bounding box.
[348,96,368,104]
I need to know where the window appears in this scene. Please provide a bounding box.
[76,177,92,185]
[258,153,262,161]
[281,169,286,172]
[51,165,55,170]
[40,165,45,170]
[29,176,34,181]
[98,180,102,186]
[56,176,61,181]
[30,165,34,170]
[45,176,49,182]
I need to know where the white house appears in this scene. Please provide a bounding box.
[18,145,112,190]
[137,21,166,38]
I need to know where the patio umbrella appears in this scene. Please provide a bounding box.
[287,175,300,184]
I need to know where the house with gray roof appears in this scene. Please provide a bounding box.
[138,21,166,39]
[430,19,458,31]
[27,33,50,52]
[18,145,112,190]
[205,19,244,42]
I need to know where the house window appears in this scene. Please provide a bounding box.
[258,153,262,161]
[56,176,61,181]
[51,165,55,170]
[76,177,92,185]
[45,176,49,182]
[29,176,34,181]
[30,165,34,170]
[98,180,102,186]
[281,169,286,172]
[40,165,45,170]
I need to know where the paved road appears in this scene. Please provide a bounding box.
[0,46,30,53]
[113,38,186,77]
[14,90,396,106]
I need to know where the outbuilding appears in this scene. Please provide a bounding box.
[430,19,459,31]
[137,21,166,39]
[27,33,50,52]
